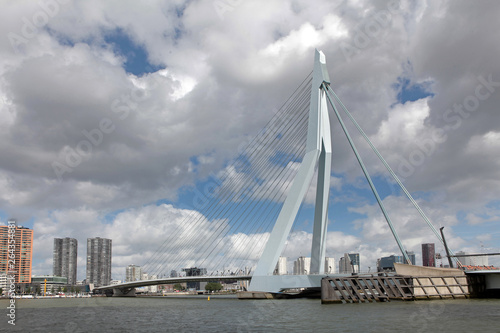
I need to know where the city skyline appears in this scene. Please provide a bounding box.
[3,230,493,285]
[0,1,499,279]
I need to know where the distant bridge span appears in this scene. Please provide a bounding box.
[94,275,252,295]
[94,274,342,296]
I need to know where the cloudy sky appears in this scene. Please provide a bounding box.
[1,0,499,281]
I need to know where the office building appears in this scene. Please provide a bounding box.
[182,267,207,290]
[31,275,68,294]
[53,237,78,285]
[422,243,435,267]
[293,256,311,275]
[377,251,416,272]
[339,253,360,274]
[126,265,142,282]
[274,256,287,275]
[86,237,112,287]
[407,251,416,265]
[325,257,336,274]
[0,221,33,283]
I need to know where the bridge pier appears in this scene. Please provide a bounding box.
[466,270,500,298]
[112,287,137,297]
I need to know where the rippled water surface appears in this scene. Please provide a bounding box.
[1,296,499,332]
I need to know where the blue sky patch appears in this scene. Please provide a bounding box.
[394,77,434,104]
[0,210,8,222]
[104,28,164,76]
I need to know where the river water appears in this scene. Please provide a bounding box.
[1,296,499,332]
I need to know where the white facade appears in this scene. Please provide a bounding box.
[274,256,288,275]
[293,256,311,275]
[324,257,336,274]
[126,265,142,282]
[148,275,158,293]
[137,272,158,293]
[456,251,489,266]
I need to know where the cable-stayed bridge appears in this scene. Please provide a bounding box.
[96,50,459,296]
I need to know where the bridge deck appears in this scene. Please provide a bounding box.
[95,275,252,290]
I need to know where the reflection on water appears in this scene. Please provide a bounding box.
[1,296,499,332]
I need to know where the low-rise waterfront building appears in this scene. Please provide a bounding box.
[0,272,7,295]
[31,275,68,294]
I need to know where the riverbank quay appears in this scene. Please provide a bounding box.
[321,264,500,304]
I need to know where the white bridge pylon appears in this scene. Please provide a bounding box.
[249,49,332,292]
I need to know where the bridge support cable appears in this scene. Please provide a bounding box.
[201,124,310,273]
[179,81,311,275]
[149,107,308,277]
[214,135,311,272]
[141,82,311,274]
[324,84,412,265]
[194,92,311,268]
[144,76,311,276]
[142,74,313,278]
[325,85,461,267]
[204,89,310,244]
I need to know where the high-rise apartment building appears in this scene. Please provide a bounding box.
[126,265,142,282]
[325,257,336,274]
[86,237,112,287]
[274,256,287,275]
[293,256,311,275]
[406,251,416,265]
[339,253,360,274]
[422,243,435,267]
[53,237,78,285]
[0,220,33,283]
[455,251,488,267]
